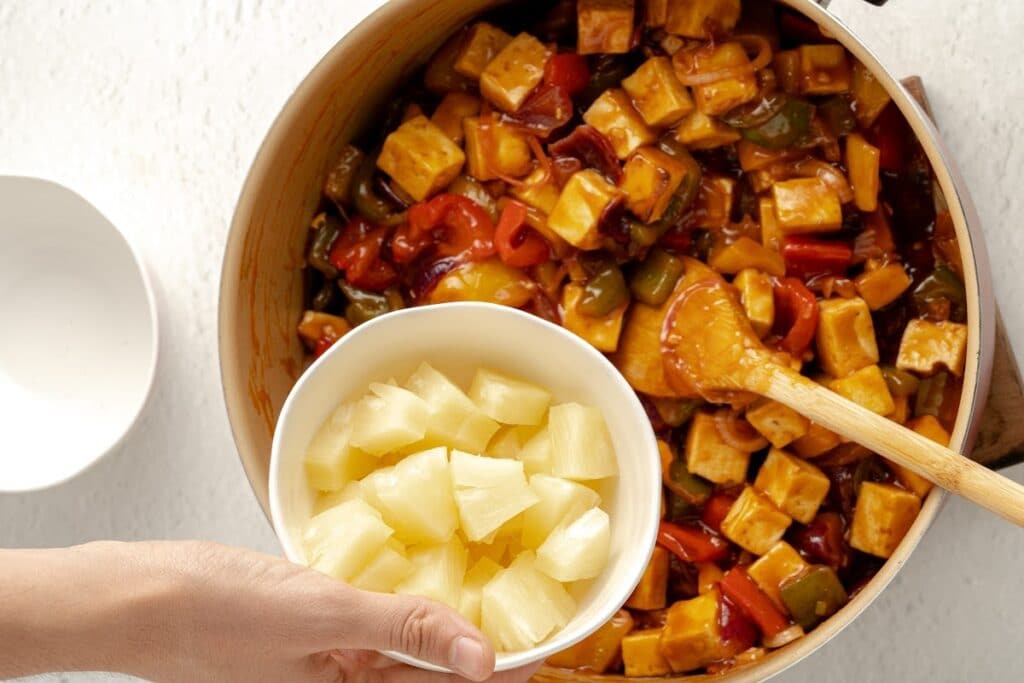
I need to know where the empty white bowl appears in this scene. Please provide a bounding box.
[270,302,660,673]
[0,176,158,492]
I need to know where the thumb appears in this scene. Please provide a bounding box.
[333,588,496,681]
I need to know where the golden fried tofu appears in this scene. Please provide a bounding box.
[753,448,831,524]
[829,364,896,416]
[622,629,671,676]
[691,175,735,229]
[734,268,775,338]
[746,400,810,449]
[547,169,623,249]
[791,422,842,459]
[709,236,786,277]
[664,0,741,38]
[772,178,843,233]
[896,319,969,377]
[626,546,669,610]
[738,140,800,173]
[659,590,729,673]
[463,116,532,181]
[480,33,552,113]
[889,416,949,498]
[673,110,741,149]
[621,146,689,222]
[759,198,784,251]
[510,167,561,214]
[622,56,695,127]
[547,609,634,673]
[747,541,811,612]
[851,60,892,128]
[850,482,921,558]
[377,115,466,201]
[816,297,880,378]
[685,410,752,485]
[584,89,657,159]
[799,44,851,95]
[847,133,881,212]
[578,0,636,54]
[454,22,513,79]
[720,487,793,555]
[683,42,759,116]
[855,262,912,310]
[562,284,628,352]
[431,93,481,144]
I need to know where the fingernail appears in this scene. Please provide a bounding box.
[449,636,490,681]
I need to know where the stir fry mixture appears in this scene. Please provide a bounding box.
[296,0,969,676]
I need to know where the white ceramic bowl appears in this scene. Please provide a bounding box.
[0,176,158,491]
[270,302,661,673]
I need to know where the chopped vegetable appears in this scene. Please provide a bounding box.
[779,566,847,629]
[631,249,685,306]
[740,97,814,150]
[543,52,591,97]
[781,237,852,280]
[773,277,819,357]
[323,144,366,208]
[747,541,811,613]
[562,283,628,352]
[911,265,968,323]
[495,200,550,267]
[657,521,730,563]
[308,212,343,278]
[719,567,791,638]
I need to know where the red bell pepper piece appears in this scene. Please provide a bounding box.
[656,521,730,563]
[506,84,573,137]
[772,277,819,357]
[313,335,337,358]
[701,493,737,535]
[495,200,550,267]
[719,567,791,638]
[544,53,590,97]
[782,237,853,279]
[870,102,909,172]
[328,217,398,291]
[397,194,497,265]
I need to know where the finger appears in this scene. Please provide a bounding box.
[378,659,545,683]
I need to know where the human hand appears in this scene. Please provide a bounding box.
[0,541,542,683]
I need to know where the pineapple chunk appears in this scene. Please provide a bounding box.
[851,60,891,128]
[481,552,576,651]
[583,89,657,159]
[459,556,504,627]
[547,169,623,249]
[404,362,500,454]
[828,365,896,416]
[772,178,843,233]
[522,474,602,549]
[562,283,628,352]
[578,0,635,55]
[720,486,792,555]
[685,410,751,485]
[774,49,802,94]
[622,56,695,127]
[350,383,429,455]
[304,403,378,491]
[625,546,669,610]
[480,33,552,113]
[734,269,775,339]
[746,541,811,613]
[394,536,469,610]
[691,175,735,230]
[430,258,535,308]
[889,416,948,498]
[464,116,533,181]
[697,563,723,595]
[791,422,842,459]
[622,628,671,676]
[377,116,465,202]
[659,590,728,673]
[672,110,740,149]
[621,146,691,222]
[760,197,784,251]
[312,480,364,515]
[549,403,619,480]
[547,609,635,673]
[816,297,880,378]
[855,262,912,310]
[297,310,350,348]
[738,140,800,173]
[665,0,740,38]
[536,507,611,582]
[799,44,851,95]
[454,22,513,79]
[682,42,758,116]
[890,394,911,425]
[362,447,458,545]
[518,425,554,475]
[708,236,786,277]
[511,167,561,214]
[431,92,481,144]
[850,482,921,559]
[469,367,552,425]
[304,499,394,581]
[753,448,830,525]
[896,319,969,377]
[847,133,881,212]
[451,451,539,542]
[349,542,414,593]
[487,426,523,459]
[746,400,810,449]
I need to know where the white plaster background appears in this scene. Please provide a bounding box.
[1,1,1022,681]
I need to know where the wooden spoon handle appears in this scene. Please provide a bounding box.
[765,369,1024,527]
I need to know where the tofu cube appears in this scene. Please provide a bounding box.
[896,319,969,377]
[709,236,786,277]
[846,133,881,212]
[659,590,728,673]
[578,0,636,55]
[828,364,896,416]
[510,167,561,214]
[746,400,810,449]
[377,115,465,201]
[622,56,695,127]
[738,140,800,173]
[463,116,532,181]
[799,44,851,95]
[852,60,892,128]
[454,22,513,79]
[850,482,921,558]
[681,42,759,116]
[889,416,949,498]
[747,541,811,613]
[773,49,802,94]
[720,487,792,555]
[772,178,843,233]
[431,93,481,144]
[791,422,842,459]
[816,297,880,378]
[759,198,783,251]
[562,283,628,352]
[855,262,912,310]
[665,0,741,38]
[691,175,735,229]
[734,268,775,338]
[753,448,831,525]
[673,110,741,149]
[547,169,623,249]
[685,410,751,485]
[621,146,690,222]
[546,609,634,673]
[626,546,669,610]
[622,629,671,676]
[480,33,552,113]
[584,89,657,159]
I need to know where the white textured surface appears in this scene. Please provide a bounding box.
[0,1,1022,681]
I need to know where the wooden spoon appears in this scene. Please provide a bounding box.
[662,278,1024,527]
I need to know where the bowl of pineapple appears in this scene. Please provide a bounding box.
[270,301,661,672]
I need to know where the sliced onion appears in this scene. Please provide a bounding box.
[763,624,805,649]
[675,35,772,87]
[713,408,770,451]
[789,159,855,204]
